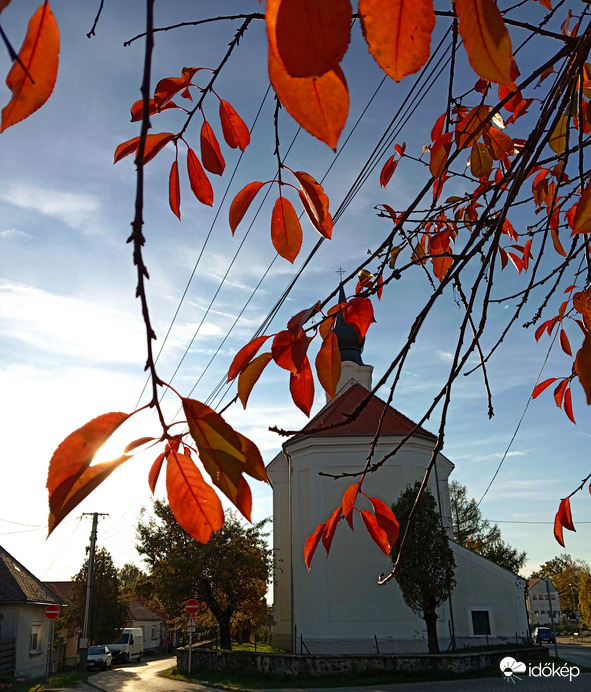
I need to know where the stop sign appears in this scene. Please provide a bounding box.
[45,605,60,620]
[185,598,200,614]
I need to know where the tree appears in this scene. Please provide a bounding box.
[65,548,129,645]
[449,481,526,574]
[117,563,147,601]
[5,2,591,569]
[531,553,591,619]
[391,483,456,653]
[135,501,271,650]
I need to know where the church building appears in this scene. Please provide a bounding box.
[267,289,529,653]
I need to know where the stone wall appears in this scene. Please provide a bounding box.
[177,646,545,678]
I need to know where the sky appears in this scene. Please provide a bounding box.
[1,1,591,589]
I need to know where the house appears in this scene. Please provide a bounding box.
[127,599,170,653]
[267,289,530,653]
[527,577,561,627]
[43,581,77,667]
[0,545,63,679]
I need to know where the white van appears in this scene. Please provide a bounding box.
[107,628,144,663]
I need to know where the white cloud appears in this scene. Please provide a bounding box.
[1,183,100,229]
[0,228,30,239]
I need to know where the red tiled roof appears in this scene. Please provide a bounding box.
[44,580,74,602]
[293,382,436,439]
[128,599,164,621]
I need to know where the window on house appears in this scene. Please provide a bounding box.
[30,624,41,653]
[471,610,491,636]
[151,625,157,641]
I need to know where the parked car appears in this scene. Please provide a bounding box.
[533,626,556,644]
[87,645,113,670]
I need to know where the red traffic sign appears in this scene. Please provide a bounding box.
[45,605,60,620]
[185,598,200,614]
[186,615,197,633]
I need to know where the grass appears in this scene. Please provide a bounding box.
[160,653,583,690]
[0,670,92,692]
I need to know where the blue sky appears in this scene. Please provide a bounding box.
[1,1,590,585]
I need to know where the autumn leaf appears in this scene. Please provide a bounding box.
[238,352,273,408]
[114,132,175,165]
[1,1,60,132]
[360,510,391,555]
[148,451,166,494]
[234,430,268,483]
[219,99,250,151]
[200,120,225,175]
[322,506,343,554]
[558,496,576,532]
[166,450,224,544]
[573,183,591,234]
[169,159,181,219]
[549,114,569,155]
[271,195,303,262]
[268,0,352,79]
[229,181,265,234]
[369,496,400,547]
[287,302,321,334]
[228,334,271,382]
[47,411,131,535]
[455,105,491,150]
[272,330,298,373]
[316,331,341,401]
[304,521,326,570]
[268,48,348,150]
[380,154,399,187]
[455,0,514,87]
[470,141,493,179]
[342,297,374,340]
[342,482,359,529]
[359,0,435,83]
[289,356,315,416]
[559,328,572,356]
[429,132,453,178]
[187,147,213,206]
[575,332,591,404]
[124,436,156,453]
[293,170,332,239]
[554,510,565,547]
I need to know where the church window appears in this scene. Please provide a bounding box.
[471,610,491,636]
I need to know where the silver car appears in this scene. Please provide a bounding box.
[87,645,113,670]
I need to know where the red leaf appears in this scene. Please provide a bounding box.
[229,181,265,235]
[360,510,391,555]
[219,99,250,151]
[322,506,343,554]
[293,171,332,239]
[271,195,303,263]
[268,48,348,150]
[153,67,199,108]
[380,155,399,187]
[359,0,435,82]
[123,436,156,453]
[1,1,59,132]
[166,450,224,544]
[268,0,352,79]
[553,379,568,408]
[272,330,297,373]
[187,147,213,206]
[148,451,166,494]
[532,377,558,399]
[575,332,591,404]
[130,98,178,122]
[289,356,315,416]
[47,412,131,535]
[114,132,175,165]
[564,387,576,424]
[377,274,384,300]
[200,120,225,175]
[560,328,572,357]
[455,0,514,87]
[304,522,326,570]
[573,183,591,234]
[558,497,576,532]
[235,431,268,483]
[169,159,181,220]
[554,511,565,547]
[290,327,310,373]
[342,483,359,529]
[342,297,374,340]
[228,334,271,382]
[369,496,399,547]
[238,352,273,408]
[429,132,453,178]
[316,331,341,401]
[287,302,321,334]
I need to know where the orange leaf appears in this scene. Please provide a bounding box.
[166,450,224,544]
[564,386,576,424]
[238,352,273,408]
[114,132,175,165]
[553,378,568,408]
[359,0,435,82]
[342,297,374,340]
[315,331,341,401]
[234,431,268,483]
[268,0,351,79]
[293,170,332,239]
[219,99,250,151]
[360,510,391,555]
[342,483,359,529]
[554,510,565,547]
[148,452,166,494]
[130,98,178,122]
[291,327,310,373]
[549,114,568,156]
[470,141,493,179]
[1,1,59,132]
[268,48,348,150]
[531,377,557,398]
[289,356,315,416]
[229,181,265,234]
[455,0,514,87]
[558,496,576,532]
[200,120,225,175]
[369,496,399,547]
[47,412,131,535]
[169,159,181,220]
[429,132,453,178]
[228,334,271,382]
[124,436,156,453]
[48,455,130,535]
[304,521,326,570]
[575,332,591,404]
[573,183,591,234]
[287,302,322,334]
[560,328,572,356]
[187,147,213,206]
[483,127,515,159]
[455,104,492,150]
[272,330,298,373]
[271,195,303,263]
[322,506,343,554]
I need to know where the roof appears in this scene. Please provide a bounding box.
[44,580,74,602]
[291,382,436,440]
[0,545,63,606]
[128,599,164,622]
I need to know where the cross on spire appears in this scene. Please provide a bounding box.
[335,266,346,281]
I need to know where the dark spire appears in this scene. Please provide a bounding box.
[335,283,365,365]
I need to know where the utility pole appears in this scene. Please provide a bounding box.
[78,512,108,672]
